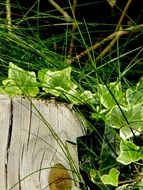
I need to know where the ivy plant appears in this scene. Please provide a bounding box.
[89,78,143,189]
[101,168,120,187]
[38,67,77,97]
[116,140,143,165]
[105,104,143,139]
[2,62,39,97]
[2,62,96,105]
[2,62,143,189]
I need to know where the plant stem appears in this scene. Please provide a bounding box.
[6,0,12,32]
[95,0,133,62]
[72,24,143,64]
[115,0,133,31]
[67,0,77,64]
[48,0,73,22]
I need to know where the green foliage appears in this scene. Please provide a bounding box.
[106,104,143,139]
[2,62,96,105]
[97,82,123,110]
[81,76,143,189]
[101,168,120,187]
[38,67,77,96]
[2,62,39,97]
[2,61,143,189]
[126,76,143,105]
[117,140,143,165]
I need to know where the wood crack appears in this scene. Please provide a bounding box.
[5,98,13,189]
[27,101,32,149]
[0,95,84,189]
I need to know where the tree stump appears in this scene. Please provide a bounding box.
[0,95,85,190]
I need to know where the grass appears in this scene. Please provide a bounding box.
[1,0,143,189]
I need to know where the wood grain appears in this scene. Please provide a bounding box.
[0,95,84,190]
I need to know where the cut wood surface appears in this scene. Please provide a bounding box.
[0,95,85,190]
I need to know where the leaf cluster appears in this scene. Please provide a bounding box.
[1,62,143,189]
[82,79,143,189]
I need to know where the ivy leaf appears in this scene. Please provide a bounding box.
[126,76,143,105]
[80,91,97,104]
[97,81,123,110]
[101,168,120,187]
[117,140,143,165]
[38,67,77,97]
[64,90,96,105]
[38,67,96,105]
[0,86,7,94]
[89,169,98,183]
[2,62,39,97]
[63,89,81,105]
[105,104,143,139]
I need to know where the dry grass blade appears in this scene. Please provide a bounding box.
[48,0,73,22]
[6,0,12,31]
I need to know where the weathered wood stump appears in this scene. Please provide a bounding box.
[0,95,85,190]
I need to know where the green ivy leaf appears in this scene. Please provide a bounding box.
[101,168,120,187]
[64,90,96,105]
[80,91,97,104]
[105,104,143,139]
[117,140,143,165]
[97,81,123,109]
[126,76,143,105]
[90,169,98,183]
[2,62,39,97]
[38,67,96,105]
[90,169,97,178]
[64,89,81,104]
[38,67,77,97]
[0,86,7,94]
